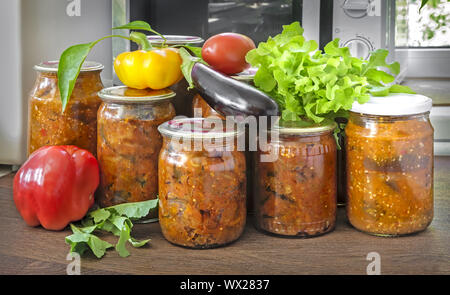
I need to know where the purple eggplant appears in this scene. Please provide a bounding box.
[191,63,279,118]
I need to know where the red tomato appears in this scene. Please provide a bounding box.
[202,33,256,75]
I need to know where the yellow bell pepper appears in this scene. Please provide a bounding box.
[114,47,183,90]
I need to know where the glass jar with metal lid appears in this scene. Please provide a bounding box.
[28,60,104,156]
[346,93,434,236]
[254,119,337,237]
[158,118,247,248]
[96,86,176,220]
[148,35,204,117]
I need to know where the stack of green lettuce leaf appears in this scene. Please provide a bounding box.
[246,22,414,123]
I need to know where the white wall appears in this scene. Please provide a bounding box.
[0,0,113,164]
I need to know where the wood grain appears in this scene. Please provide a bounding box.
[0,157,449,275]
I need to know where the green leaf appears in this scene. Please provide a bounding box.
[65,225,113,259]
[369,85,391,96]
[183,45,202,58]
[65,199,157,259]
[109,215,132,231]
[88,208,111,223]
[98,219,122,236]
[128,237,151,248]
[113,20,166,46]
[107,199,158,220]
[362,49,400,76]
[112,20,154,31]
[254,67,277,93]
[388,84,416,94]
[179,47,204,89]
[86,235,114,258]
[419,0,430,12]
[70,223,99,234]
[129,31,152,51]
[57,43,93,112]
[57,34,131,112]
[365,69,395,84]
[116,222,131,258]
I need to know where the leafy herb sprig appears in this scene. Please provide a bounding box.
[65,199,158,258]
[419,0,450,11]
[57,21,163,112]
[246,22,415,123]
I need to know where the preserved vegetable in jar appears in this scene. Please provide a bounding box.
[254,120,337,237]
[28,61,104,156]
[158,118,246,248]
[346,94,434,236]
[97,86,176,219]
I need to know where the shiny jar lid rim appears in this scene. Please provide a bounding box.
[350,93,432,116]
[273,118,337,135]
[98,86,175,103]
[34,60,104,72]
[158,118,244,139]
[147,35,204,45]
[231,67,257,81]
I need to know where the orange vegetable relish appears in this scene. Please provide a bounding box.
[28,61,103,156]
[254,121,337,237]
[158,118,246,248]
[96,87,175,213]
[346,112,434,236]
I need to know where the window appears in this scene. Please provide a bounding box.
[396,0,450,47]
[396,0,450,78]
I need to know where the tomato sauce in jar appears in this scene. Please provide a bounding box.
[28,61,104,156]
[158,118,247,248]
[346,94,434,236]
[254,120,337,237]
[97,87,176,218]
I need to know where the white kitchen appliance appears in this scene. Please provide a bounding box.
[332,0,408,81]
[302,0,408,81]
[0,0,113,166]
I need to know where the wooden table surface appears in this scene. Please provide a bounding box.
[1,157,449,275]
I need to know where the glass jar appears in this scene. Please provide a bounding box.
[346,94,434,236]
[97,86,176,220]
[28,61,104,156]
[148,35,204,117]
[158,118,247,248]
[254,120,337,237]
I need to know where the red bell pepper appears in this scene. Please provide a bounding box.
[13,145,99,230]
